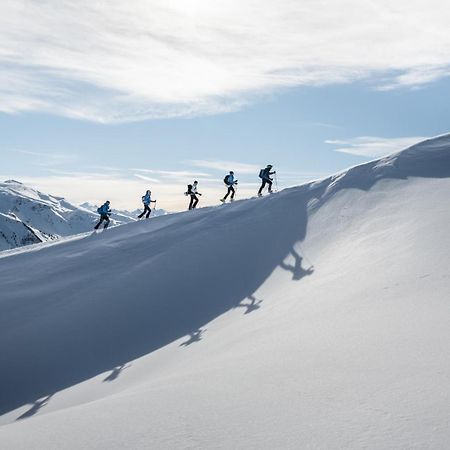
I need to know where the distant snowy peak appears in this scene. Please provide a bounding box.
[0,181,170,251]
[0,212,42,251]
[0,181,99,250]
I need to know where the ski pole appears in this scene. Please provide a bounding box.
[274,172,279,192]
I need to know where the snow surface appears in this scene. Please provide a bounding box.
[1,135,450,449]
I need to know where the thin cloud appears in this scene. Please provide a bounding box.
[133,174,161,183]
[8,149,78,166]
[134,169,211,179]
[189,160,260,174]
[326,136,429,158]
[2,1,450,122]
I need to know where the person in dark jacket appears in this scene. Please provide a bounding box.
[258,165,276,196]
[94,201,111,229]
[186,181,201,210]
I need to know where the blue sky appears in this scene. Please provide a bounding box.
[1,1,450,210]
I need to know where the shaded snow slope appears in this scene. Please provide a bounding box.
[0,135,450,449]
[0,212,42,250]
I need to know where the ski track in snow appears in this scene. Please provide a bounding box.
[1,134,450,449]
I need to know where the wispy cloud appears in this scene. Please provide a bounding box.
[326,136,428,158]
[189,160,260,174]
[8,149,77,166]
[133,174,161,183]
[2,1,450,122]
[134,169,211,179]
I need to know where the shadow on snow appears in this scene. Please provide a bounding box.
[1,141,449,419]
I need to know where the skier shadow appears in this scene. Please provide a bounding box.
[103,364,131,382]
[16,394,53,421]
[180,328,206,347]
[279,249,314,281]
[236,295,263,314]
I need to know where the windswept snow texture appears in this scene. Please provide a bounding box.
[1,135,450,449]
[0,181,128,250]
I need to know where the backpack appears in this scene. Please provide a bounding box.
[259,169,265,178]
[97,206,103,214]
[224,175,230,185]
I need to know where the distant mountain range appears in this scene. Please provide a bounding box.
[0,180,166,251]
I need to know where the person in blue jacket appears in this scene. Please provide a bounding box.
[258,164,276,196]
[94,201,111,229]
[138,190,156,219]
[221,171,238,202]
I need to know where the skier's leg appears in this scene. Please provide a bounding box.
[268,180,273,193]
[193,195,199,209]
[230,186,235,200]
[223,187,230,200]
[145,205,151,218]
[258,180,266,195]
[94,217,104,229]
[103,216,110,229]
[189,196,194,210]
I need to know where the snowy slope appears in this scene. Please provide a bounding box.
[0,135,450,449]
[0,212,42,250]
[0,181,127,250]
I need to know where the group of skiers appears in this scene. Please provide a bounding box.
[94,165,276,229]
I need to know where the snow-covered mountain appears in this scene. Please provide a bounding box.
[0,181,132,250]
[0,212,42,250]
[1,135,450,449]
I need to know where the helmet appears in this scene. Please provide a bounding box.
[106,200,110,204]
[267,164,273,168]
[230,171,234,174]
[193,180,198,184]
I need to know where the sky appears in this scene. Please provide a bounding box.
[1,0,450,211]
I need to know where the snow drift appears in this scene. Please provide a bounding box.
[0,135,450,449]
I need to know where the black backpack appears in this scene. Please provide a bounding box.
[224,175,230,185]
[259,169,265,178]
